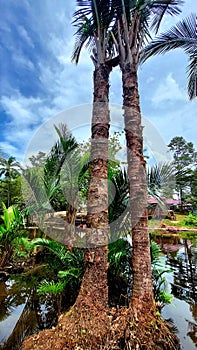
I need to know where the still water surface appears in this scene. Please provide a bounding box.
[155,235,197,350]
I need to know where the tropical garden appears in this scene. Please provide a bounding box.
[0,0,197,349]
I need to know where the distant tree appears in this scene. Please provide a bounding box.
[168,136,197,206]
[187,169,197,207]
[0,156,21,207]
[29,151,47,167]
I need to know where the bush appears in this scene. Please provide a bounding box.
[183,213,197,227]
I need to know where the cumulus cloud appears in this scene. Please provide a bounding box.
[0,0,95,159]
[151,73,187,106]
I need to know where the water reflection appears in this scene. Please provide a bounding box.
[153,234,197,350]
[0,277,57,350]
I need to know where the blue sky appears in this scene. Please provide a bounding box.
[0,0,196,163]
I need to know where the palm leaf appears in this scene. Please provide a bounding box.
[187,55,197,100]
[149,0,184,34]
[37,280,66,296]
[142,13,196,57]
[141,13,197,99]
[72,0,116,63]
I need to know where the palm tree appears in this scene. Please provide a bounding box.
[141,13,197,100]
[111,0,183,320]
[70,0,118,321]
[0,156,20,207]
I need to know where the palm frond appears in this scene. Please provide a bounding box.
[72,16,95,63]
[150,0,184,34]
[32,238,68,262]
[72,0,116,63]
[37,279,66,296]
[141,13,197,99]
[142,13,196,58]
[147,162,176,194]
[187,55,197,100]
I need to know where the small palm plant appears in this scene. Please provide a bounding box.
[32,238,84,313]
[0,203,31,267]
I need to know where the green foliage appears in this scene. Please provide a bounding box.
[108,238,130,273]
[167,136,197,205]
[147,162,176,199]
[168,136,197,169]
[157,290,173,305]
[0,203,31,267]
[108,238,132,305]
[108,168,130,240]
[58,268,82,282]
[0,203,23,235]
[183,213,197,227]
[32,238,84,303]
[13,236,34,259]
[72,0,116,64]
[37,279,66,296]
[32,237,173,309]
[29,151,46,167]
[32,238,84,270]
[150,241,173,307]
[0,156,21,207]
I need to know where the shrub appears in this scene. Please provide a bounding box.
[183,213,197,227]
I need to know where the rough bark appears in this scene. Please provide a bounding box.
[75,63,112,311]
[122,62,155,316]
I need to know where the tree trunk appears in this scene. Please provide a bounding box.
[122,62,155,316]
[75,63,111,310]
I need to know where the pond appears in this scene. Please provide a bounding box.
[0,234,196,350]
[0,270,58,350]
[153,233,197,350]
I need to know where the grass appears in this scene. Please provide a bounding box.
[149,213,197,229]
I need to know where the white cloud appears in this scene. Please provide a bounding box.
[1,93,43,127]
[146,99,197,149]
[151,73,186,106]
[0,141,22,160]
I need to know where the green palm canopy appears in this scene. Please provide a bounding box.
[72,0,118,66]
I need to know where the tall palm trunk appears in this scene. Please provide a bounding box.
[122,61,155,315]
[76,63,111,309]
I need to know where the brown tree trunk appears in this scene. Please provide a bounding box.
[75,63,111,310]
[122,62,155,317]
